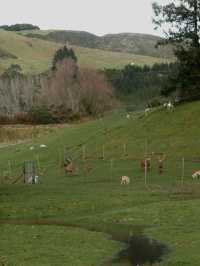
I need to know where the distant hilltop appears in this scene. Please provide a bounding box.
[24,29,173,59]
[0,24,173,58]
[0,23,40,31]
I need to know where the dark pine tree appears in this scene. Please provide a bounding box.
[152,0,200,101]
[52,46,77,70]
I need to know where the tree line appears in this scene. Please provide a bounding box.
[104,63,175,94]
[0,24,40,31]
[152,0,200,101]
[0,46,115,124]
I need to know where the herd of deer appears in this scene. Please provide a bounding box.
[63,154,168,185]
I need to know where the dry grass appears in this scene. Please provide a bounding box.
[0,124,62,144]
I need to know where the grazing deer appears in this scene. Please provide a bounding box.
[192,170,200,179]
[64,161,74,174]
[140,158,151,171]
[157,154,166,175]
[120,175,130,185]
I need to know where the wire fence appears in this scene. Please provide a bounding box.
[1,150,200,187]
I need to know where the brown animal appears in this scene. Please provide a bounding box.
[157,154,166,175]
[158,159,163,174]
[140,158,151,171]
[64,162,74,174]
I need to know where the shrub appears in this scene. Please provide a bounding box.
[27,106,57,124]
[52,46,77,70]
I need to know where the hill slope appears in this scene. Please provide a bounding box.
[25,30,173,58]
[0,102,200,266]
[0,30,169,74]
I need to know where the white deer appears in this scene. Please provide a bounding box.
[192,170,200,179]
[120,176,130,185]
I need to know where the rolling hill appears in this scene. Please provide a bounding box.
[24,30,174,58]
[0,29,172,74]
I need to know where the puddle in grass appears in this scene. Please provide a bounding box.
[99,225,169,266]
[114,235,169,266]
[0,219,169,266]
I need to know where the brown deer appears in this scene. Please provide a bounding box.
[140,158,151,171]
[64,161,75,174]
[158,154,166,175]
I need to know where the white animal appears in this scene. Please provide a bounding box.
[192,170,200,179]
[163,102,174,111]
[167,102,174,111]
[145,108,151,116]
[40,144,47,148]
[120,175,130,185]
[30,146,35,150]
[126,114,130,119]
[34,175,39,184]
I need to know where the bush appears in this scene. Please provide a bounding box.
[52,46,77,70]
[27,106,57,124]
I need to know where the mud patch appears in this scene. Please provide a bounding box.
[114,235,169,265]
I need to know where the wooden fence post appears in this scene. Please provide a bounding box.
[145,139,148,157]
[102,145,105,160]
[181,157,185,185]
[8,160,12,177]
[145,159,147,186]
[110,159,114,181]
[82,145,86,161]
[123,143,127,158]
[36,155,40,172]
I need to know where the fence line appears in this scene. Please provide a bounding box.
[1,141,200,185]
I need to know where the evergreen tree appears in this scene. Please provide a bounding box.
[52,46,77,70]
[153,0,200,100]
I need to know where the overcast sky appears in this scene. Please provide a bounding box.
[0,0,169,36]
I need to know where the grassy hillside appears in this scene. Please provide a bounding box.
[24,30,174,58]
[0,30,168,74]
[1,101,200,265]
[0,30,60,74]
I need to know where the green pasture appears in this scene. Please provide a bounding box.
[0,30,168,74]
[1,102,200,265]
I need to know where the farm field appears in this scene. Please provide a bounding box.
[1,102,200,265]
[0,30,168,74]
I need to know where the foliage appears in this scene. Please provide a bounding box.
[79,68,115,116]
[43,59,114,119]
[52,46,77,70]
[152,0,200,100]
[27,106,57,124]
[104,63,173,106]
[0,57,114,122]
[2,64,22,78]
[104,63,172,93]
[0,24,40,31]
